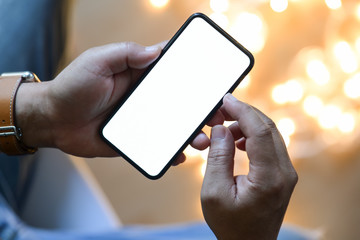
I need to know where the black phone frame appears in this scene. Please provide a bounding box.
[100,12,255,180]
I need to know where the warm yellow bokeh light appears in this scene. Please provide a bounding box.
[272,80,304,104]
[230,12,266,53]
[277,117,294,147]
[199,148,209,162]
[303,95,324,117]
[278,118,296,137]
[286,79,304,102]
[306,59,330,85]
[282,134,291,147]
[334,41,358,74]
[338,112,356,133]
[201,161,207,177]
[344,73,360,99]
[318,105,342,129]
[210,0,229,13]
[184,145,201,158]
[356,37,360,54]
[270,0,288,13]
[209,12,229,29]
[149,0,169,8]
[199,148,209,177]
[325,0,342,10]
[357,4,360,20]
[272,84,288,104]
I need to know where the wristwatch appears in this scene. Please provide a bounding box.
[0,72,40,155]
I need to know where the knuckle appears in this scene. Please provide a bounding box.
[249,173,286,198]
[248,169,298,210]
[78,47,94,59]
[111,41,137,55]
[256,118,278,138]
[288,169,299,187]
[208,148,233,164]
[239,102,254,117]
[201,189,222,207]
[264,117,277,130]
[124,41,136,50]
[201,187,233,209]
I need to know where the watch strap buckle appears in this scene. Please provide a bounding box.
[0,126,22,140]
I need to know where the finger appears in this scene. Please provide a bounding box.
[157,40,169,49]
[218,104,234,121]
[133,43,163,69]
[222,94,282,171]
[89,42,162,76]
[190,131,210,150]
[251,107,288,149]
[228,121,244,141]
[236,137,246,151]
[206,109,225,127]
[223,93,271,140]
[203,125,235,190]
[128,41,166,75]
[227,122,247,151]
[250,107,293,169]
[172,153,186,166]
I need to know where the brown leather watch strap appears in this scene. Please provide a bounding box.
[0,73,38,155]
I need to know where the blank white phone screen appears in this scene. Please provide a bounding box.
[102,15,252,178]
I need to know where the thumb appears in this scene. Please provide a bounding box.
[203,125,235,190]
[131,44,162,69]
[85,42,162,75]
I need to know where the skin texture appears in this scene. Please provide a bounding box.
[14,42,297,239]
[201,94,298,240]
[15,42,213,161]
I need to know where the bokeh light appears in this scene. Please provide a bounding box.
[209,12,229,29]
[306,59,330,85]
[286,79,304,102]
[356,37,360,53]
[338,112,356,133]
[201,0,360,177]
[200,148,209,177]
[210,0,229,13]
[303,95,324,117]
[272,84,288,104]
[270,0,288,13]
[318,105,342,129]
[272,79,304,104]
[149,0,169,8]
[325,0,342,10]
[278,118,296,137]
[344,73,360,99]
[230,12,266,53]
[184,146,201,158]
[357,3,360,20]
[333,41,358,74]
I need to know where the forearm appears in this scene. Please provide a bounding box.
[15,81,55,149]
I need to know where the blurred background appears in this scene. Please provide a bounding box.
[64,0,360,239]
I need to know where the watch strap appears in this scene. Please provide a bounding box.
[0,74,37,155]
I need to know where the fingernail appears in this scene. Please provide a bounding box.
[145,45,160,52]
[225,93,237,102]
[211,125,226,140]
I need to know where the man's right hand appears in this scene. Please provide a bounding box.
[201,94,298,240]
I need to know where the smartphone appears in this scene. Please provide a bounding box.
[101,13,254,179]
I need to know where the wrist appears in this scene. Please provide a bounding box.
[15,81,55,149]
